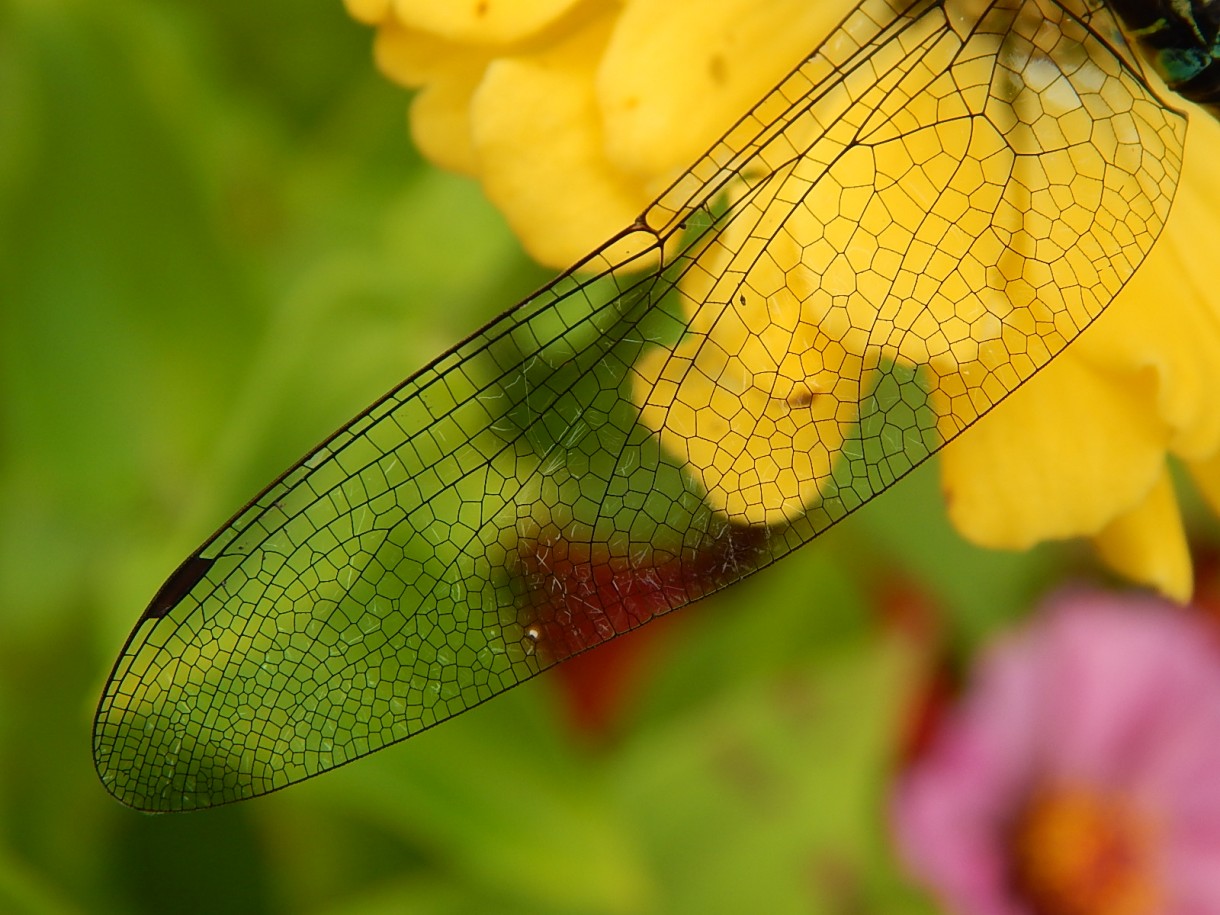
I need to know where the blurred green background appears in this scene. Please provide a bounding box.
[0,0,1072,912]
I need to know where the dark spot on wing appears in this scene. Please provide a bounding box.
[142,555,215,620]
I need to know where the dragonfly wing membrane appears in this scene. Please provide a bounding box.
[94,0,1186,811]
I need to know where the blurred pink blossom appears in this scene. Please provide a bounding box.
[893,589,1220,914]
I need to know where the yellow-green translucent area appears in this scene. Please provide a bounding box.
[95,355,545,809]
[93,238,711,811]
[637,0,1182,527]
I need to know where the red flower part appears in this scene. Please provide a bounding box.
[515,522,766,664]
[514,523,767,738]
[871,574,955,767]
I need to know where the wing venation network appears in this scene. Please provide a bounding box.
[93,0,1185,811]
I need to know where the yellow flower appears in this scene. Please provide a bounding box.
[941,158,1220,602]
[350,0,1220,601]
[346,0,843,266]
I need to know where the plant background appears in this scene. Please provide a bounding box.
[0,1,1098,912]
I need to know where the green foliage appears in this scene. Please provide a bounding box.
[0,0,1063,911]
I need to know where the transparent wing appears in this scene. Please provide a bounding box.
[94,0,1186,811]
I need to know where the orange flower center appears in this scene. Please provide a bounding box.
[1010,786,1160,915]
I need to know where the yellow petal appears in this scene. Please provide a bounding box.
[344,0,392,26]
[408,80,484,176]
[373,20,488,88]
[939,353,1168,548]
[372,24,489,174]
[598,0,845,185]
[389,0,585,44]
[1094,469,1192,602]
[469,12,652,266]
[1078,263,1220,462]
[1149,111,1220,458]
[1065,115,1220,462]
[1188,450,1220,518]
[1178,98,1220,220]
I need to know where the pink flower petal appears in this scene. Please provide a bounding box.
[893,589,1220,913]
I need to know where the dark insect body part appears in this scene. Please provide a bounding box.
[94,0,1196,811]
[1108,0,1220,116]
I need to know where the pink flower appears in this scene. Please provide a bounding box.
[893,590,1220,915]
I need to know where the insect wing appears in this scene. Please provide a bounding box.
[93,0,1185,811]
